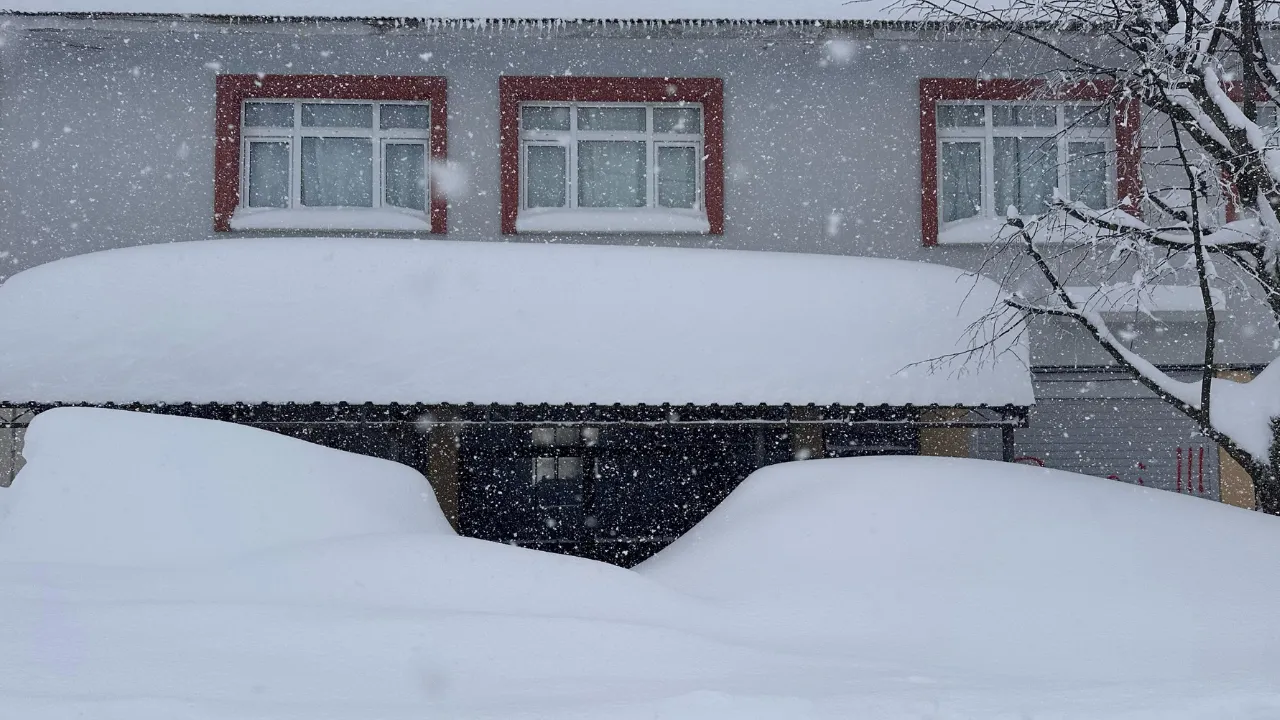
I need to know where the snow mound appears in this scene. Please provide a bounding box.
[0,238,1032,407]
[0,408,452,566]
[1206,361,1280,460]
[639,456,1280,681]
[0,418,1278,716]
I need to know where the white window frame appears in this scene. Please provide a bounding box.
[935,101,1114,225]
[238,99,431,216]
[517,102,708,233]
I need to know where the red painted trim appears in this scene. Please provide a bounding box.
[1224,168,1241,222]
[1219,82,1263,221]
[918,78,1141,246]
[213,74,448,233]
[498,76,725,235]
[1116,96,1143,213]
[1223,81,1271,103]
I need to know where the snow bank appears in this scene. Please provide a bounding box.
[640,456,1280,681]
[0,238,1032,407]
[0,416,1278,717]
[0,408,452,566]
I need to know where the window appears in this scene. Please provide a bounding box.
[214,75,447,233]
[241,100,429,213]
[919,79,1140,246]
[499,77,724,235]
[936,102,1112,224]
[520,103,703,215]
[530,426,599,510]
[1258,104,1280,140]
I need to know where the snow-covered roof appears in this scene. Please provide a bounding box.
[0,0,914,22]
[0,239,1032,407]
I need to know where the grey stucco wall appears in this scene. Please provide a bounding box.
[1,16,1277,367]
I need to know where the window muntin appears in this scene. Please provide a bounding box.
[518,102,705,214]
[936,102,1113,224]
[240,100,430,214]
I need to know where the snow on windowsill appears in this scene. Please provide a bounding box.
[230,207,432,232]
[936,210,1142,246]
[515,208,711,234]
[936,216,1017,245]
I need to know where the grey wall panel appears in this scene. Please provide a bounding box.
[968,426,1004,462]
[1015,394,1220,500]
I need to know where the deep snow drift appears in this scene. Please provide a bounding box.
[0,408,453,566]
[0,238,1031,407]
[639,456,1280,681]
[1,409,1279,719]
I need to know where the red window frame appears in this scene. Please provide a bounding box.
[498,76,725,235]
[919,78,1141,246]
[1220,82,1269,221]
[214,74,448,233]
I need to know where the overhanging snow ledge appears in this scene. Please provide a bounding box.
[0,238,1034,408]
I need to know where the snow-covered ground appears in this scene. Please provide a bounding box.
[1,408,1279,719]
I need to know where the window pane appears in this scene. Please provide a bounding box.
[246,141,290,208]
[994,136,1057,215]
[940,142,982,222]
[526,145,567,208]
[654,107,702,134]
[578,107,647,132]
[1260,106,1280,146]
[385,143,426,211]
[244,102,293,128]
[1068,141,1108,209]
[523,106,571,132]
[578,141,647,208]
[557,457,583,481]
[992,104,1056,127]
[301,103,373,128]
[1064,104,1110,128]
[534,457,557,482]
[380,104,430,130]
[1261,104,1278,128]
[301,137,372,207]
[657,146,698,209]
[937,104,985,127]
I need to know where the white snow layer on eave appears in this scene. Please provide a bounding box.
[1064,285,1226,315]
[0,0,932,22]
[0,239,1033,407]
